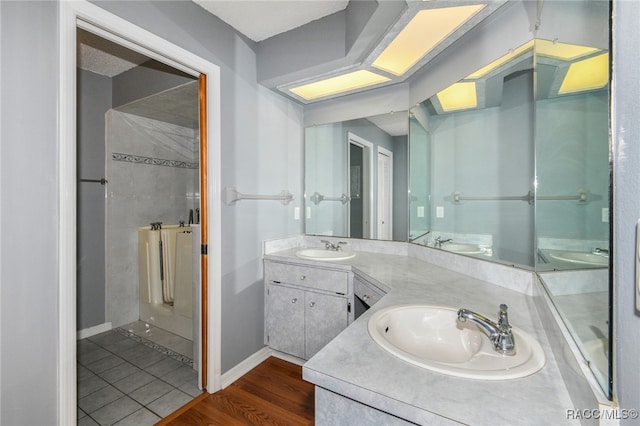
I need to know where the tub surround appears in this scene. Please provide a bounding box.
[264,237,606,425]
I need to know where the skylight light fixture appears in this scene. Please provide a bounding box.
[559,52,609,95]
[372,4,487,76]
[289,70,390,101]
[436,82,478,112]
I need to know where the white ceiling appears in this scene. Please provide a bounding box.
[192,0,349,42]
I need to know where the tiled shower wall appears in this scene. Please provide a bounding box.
[106,110,199,327]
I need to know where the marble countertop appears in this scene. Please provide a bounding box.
[264,248,578,425]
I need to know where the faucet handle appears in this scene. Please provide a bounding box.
[498,304,511,331]
[320,239,331,249]
[336,241,347,250]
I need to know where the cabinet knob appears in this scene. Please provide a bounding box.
[299,275,306,280]
[309,301,316,307]
[291,298,298,304]
[363,294,370,301]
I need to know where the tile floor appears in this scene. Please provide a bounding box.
[77,324,200,425]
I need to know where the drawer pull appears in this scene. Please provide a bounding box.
[291,298,298,304]
[309,301,316,307]
[299,275,306,280]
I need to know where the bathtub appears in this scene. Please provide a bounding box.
[138,224,197,341]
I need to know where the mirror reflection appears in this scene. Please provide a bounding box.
[534,0,610,396]
[304,116,408,241]
[410,44,535,267]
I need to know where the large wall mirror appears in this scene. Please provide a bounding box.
[406,1,610,395]
[304,116,409,241]
[303,0,611,397]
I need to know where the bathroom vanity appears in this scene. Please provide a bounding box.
[264,260,354,360]
[264,241,603,425]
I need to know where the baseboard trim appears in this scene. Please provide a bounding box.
[220,346,272,389]
[77,322,113,340]
[270,350,306,366]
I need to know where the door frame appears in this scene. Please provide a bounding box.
[58,1,222,423]
[347,132,374,239]
[377,146,393,240]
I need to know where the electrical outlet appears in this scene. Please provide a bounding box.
[417,206,425,218]
[294,207,300,220]
[602,208,609,223]
[436,206,444,218]
[306,206,311,219]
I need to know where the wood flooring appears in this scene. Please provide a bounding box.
[158,357,315,425]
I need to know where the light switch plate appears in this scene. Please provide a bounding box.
[602,208,609,223]
[417,206,425,218]
[436,206,444,218]
[294,207,300,220]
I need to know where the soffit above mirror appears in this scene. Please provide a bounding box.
[252,0,508,104]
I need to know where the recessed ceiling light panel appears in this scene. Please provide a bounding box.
[289,70,391,101]
[559,52,609,95]
[436,81,478,112]
[372,4,487,76]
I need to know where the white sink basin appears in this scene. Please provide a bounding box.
[295,248,356,261]
[548,251,608,266]
[368,305,545,380]
[440,243,487,255]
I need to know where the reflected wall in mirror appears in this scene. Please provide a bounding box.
[304,116,408,241]
[410,43,536,267]
[534,37,609,272]
[535,0,610,396]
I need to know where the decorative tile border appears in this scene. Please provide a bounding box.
[112,152,198,169]
[114,327,193,367]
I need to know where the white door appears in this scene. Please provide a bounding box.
[377,148,393,240]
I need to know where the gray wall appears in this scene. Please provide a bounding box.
[1,1,60,424]
[77,69,111,330]
[612,0,640,419]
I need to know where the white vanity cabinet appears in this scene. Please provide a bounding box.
[264,260,353,360]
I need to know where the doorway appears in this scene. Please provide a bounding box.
[348,132,374,239]
[377,147,393,240]
[76,28,204,423]
[59,2,222,423]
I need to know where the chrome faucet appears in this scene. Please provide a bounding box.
[457,304,516,355]
[434,236,452,248]
[320,240,347,251]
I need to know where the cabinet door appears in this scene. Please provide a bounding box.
[305,292,349,359]
[266,284,305,359]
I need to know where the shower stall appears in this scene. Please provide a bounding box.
[104,80,201,358]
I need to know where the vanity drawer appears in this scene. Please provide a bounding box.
[353,275,385,306]
[265,261,349,294]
